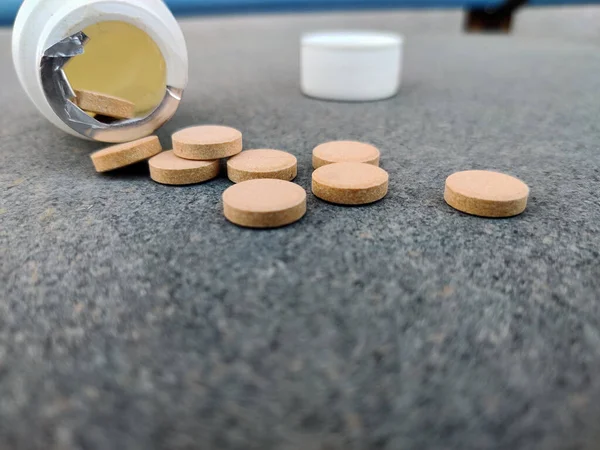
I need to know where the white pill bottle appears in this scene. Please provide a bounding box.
[12,0,188,143]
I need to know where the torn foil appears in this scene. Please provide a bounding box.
[40,31,183,143]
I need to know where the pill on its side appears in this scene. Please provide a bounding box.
[91,135,162,173]
[74,89,135,120]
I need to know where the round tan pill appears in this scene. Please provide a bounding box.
[313,140,380,169]
[74,89,135,119]
[91,135,162,173]
[312,162,389,205]
[444,170,529,218]
[149,150,220,185]
[173,125,243,160]
[223,179,307,228]
[227,149,297,183]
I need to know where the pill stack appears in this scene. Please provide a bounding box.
[310,141,389,205]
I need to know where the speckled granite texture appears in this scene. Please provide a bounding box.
[1,10,600,450]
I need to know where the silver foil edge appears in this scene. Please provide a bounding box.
[40,31,183,143]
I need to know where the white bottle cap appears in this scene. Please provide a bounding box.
[301,31,403,102]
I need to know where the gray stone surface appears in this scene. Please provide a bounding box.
[2,10,600,450]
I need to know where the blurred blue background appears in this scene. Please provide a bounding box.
[0,0,596,25]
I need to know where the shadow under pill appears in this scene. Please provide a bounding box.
[100,161,151,179]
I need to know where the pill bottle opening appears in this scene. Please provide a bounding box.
[63,21,167,122]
